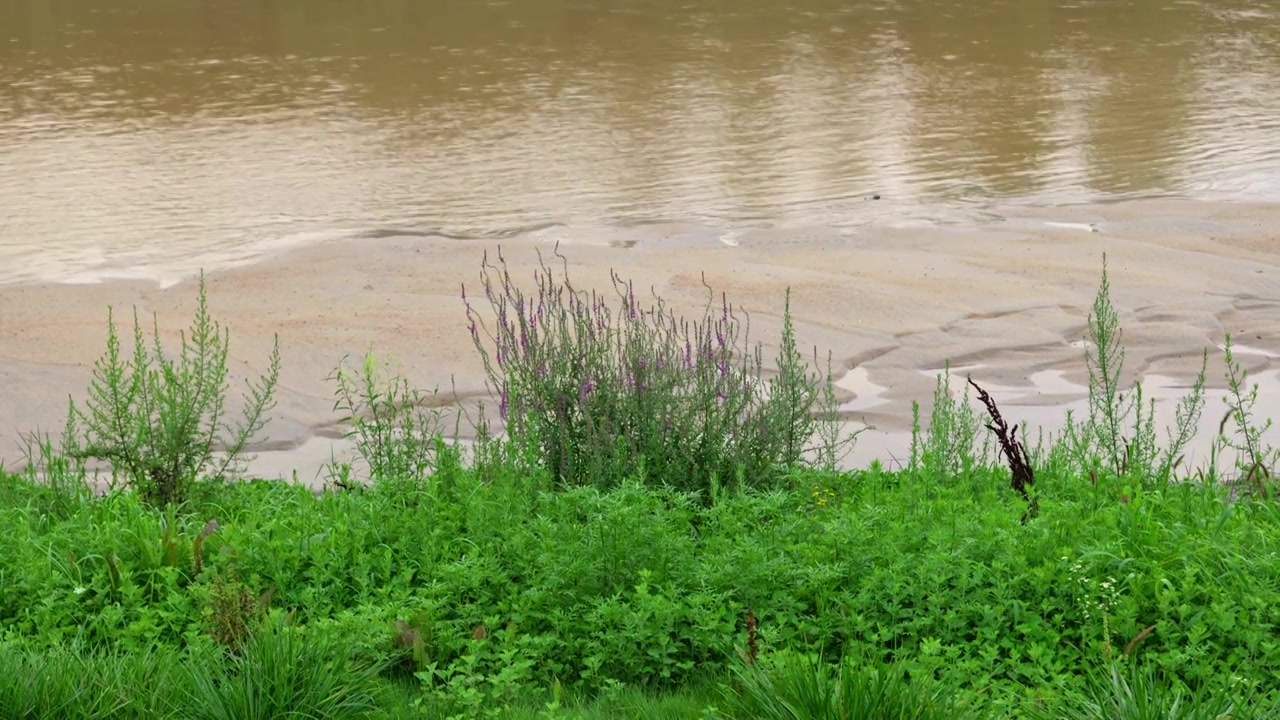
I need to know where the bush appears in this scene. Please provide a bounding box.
[462,245,836,496]
[63,271,281,505]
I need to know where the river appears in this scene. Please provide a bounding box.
[2,0,1279,286]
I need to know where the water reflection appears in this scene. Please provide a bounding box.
[1,0,1278,284]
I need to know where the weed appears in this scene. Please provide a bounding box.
[1158,349,1209,483]
[462,244,827,496]
[811,349,866,471]
[771,289,818,465]
[184,627,385,720]
[1077,255,1207,485]
[923,363,983,484]
[205,571,269,651]
[326,350,446,487]
[62,272,281,505]
[721,650,968,720]
[1084,254,1130,476]
[1219,334,1277,495]
[1031,660,1267,720]
[13,426,90,519]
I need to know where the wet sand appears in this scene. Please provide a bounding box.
[3,197,1280,488]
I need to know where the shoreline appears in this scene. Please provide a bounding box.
[3,196,1280,486]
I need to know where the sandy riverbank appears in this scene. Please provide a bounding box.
[3,197,1280,487]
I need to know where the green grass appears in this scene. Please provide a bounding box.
[3,249,1279,718]
[4,455,1279,718]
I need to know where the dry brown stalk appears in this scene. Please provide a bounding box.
[1124,623,1158,656]
[967,377,1038,523]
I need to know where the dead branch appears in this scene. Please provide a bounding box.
[968,376,1038,523]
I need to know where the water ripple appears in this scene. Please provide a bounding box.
[1,0,1278,285]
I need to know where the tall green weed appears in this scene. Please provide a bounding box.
[61,272,281,505]
[325,350,447,488]
[1067,255,1207,486]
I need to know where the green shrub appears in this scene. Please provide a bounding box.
[462,245,835,495]
[63,271,281,505]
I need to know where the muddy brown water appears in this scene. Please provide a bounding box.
[3,0,1280,482]
[3,0,1280,284]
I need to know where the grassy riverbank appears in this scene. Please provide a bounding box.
[3,250,1279,718]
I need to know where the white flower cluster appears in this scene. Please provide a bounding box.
[1063,556,1121,622]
